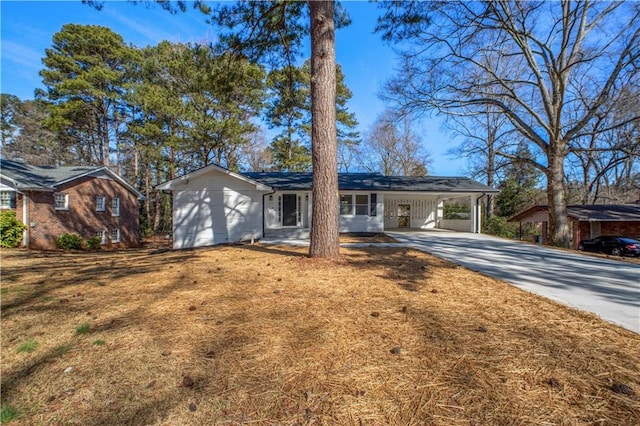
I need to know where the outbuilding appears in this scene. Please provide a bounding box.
[508,204,640,248]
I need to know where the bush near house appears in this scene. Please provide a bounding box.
[55,233,83,250]
[85,236,102,250]
[485,215,517,239]
[0,211,26,248]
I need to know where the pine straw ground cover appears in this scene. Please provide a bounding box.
[1,244,638,425]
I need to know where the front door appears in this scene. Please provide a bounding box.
[397,204,410,228]
[282,194,297,226]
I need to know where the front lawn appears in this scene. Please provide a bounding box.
[1,244,638,424]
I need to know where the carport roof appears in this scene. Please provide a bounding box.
[509,204,640,222]
[243,172,499,193]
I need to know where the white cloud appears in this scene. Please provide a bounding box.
[1,40,44,71]
[103,7,175,45]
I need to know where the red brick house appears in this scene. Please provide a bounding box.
[508,204,640,249]
[0,159,144,250]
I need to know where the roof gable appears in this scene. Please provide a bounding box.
[156,163,272,191]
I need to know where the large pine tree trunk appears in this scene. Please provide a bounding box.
[308,0,340,258]
[547,146,570,247]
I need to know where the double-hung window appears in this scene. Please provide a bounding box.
[110,229,120,243]
[0,191,14,209]
[111,197,120,217]
[355,194,369,216]
[339,194,353,215]
[340,194,371,216]
[54,193,69,210]
[96,196,106,212]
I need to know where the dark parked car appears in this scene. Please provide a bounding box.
[578,236,640,257]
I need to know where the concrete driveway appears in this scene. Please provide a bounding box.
[386,230,640,333]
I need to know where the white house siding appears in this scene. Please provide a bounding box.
[171,171,266,249]
[383,195,439,229]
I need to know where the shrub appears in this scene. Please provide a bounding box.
[56,233,83,250]
[485,215,517,239]
[0,211,26,248]
[85,236,102,250]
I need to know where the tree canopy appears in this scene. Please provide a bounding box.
[378,0,640,246]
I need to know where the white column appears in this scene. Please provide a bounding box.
[476,199,482,233]
[469,195,478,232]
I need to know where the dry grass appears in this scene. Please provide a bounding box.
[338,233,398,244]
[1,243,638,425]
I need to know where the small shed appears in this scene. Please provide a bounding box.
[508,204,640,249]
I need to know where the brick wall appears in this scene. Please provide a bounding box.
[26,176,140,250]
[575,220,640,248]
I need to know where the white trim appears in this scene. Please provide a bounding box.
[156,163,272,192]
[0,183,17,191]
[110,228,120,243]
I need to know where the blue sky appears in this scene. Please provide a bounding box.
[1,0,465,175]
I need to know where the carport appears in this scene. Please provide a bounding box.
[377,176,499,234]
[382,192,489,233]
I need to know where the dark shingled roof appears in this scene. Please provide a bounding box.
[1,159,144,199]
[244,172,498,193]
[509,204,640,222]
[1,159,101,190]
[567,204,640,221]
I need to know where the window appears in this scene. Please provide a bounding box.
[96,196,106,212]
[340,194,353,215]
[111,197,120,216]
[355,194,369,216]
[110,229,120,243]
[0,191,14,209]
[97,230,107,245]
[54,193,69,210]
[340,194,371,216]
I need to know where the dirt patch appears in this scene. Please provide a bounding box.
[1,245,638,424]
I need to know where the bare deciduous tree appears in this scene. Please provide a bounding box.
[378,0,640,247]
[363,110,431,176]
